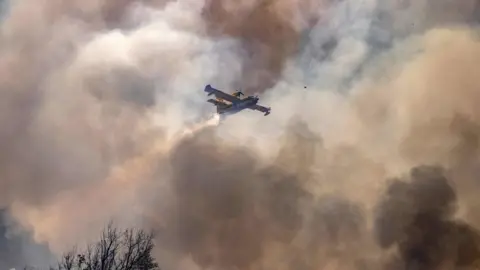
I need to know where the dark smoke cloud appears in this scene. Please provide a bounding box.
[148,123,377,270]
[202,0,328,93]
[374,165,480,270]
[152,127,313,269]
[291,196,370,270]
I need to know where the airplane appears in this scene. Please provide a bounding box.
[203,84,271,118]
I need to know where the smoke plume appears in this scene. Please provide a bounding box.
[374,165,480,269]
[2,0,480,269]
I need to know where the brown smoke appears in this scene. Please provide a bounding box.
[202,0,327,93]
[0,0,171,257]
[374,165,480,269]
[147,124,377,270]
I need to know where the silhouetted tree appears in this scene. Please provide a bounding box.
[25,222,159,270]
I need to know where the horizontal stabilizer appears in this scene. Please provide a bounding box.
[207,98,229,107]
[207,98,219,104]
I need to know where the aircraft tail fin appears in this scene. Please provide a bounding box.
[204,84,215,96]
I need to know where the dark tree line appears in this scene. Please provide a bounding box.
[24,222,159,270]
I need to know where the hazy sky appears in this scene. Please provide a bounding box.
[2,0,480,269]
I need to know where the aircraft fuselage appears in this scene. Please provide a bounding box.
[217,96,259,115]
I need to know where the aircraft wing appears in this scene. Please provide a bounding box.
[249,104,271,115]
[204,84,242,104]
[207,98,227,106]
